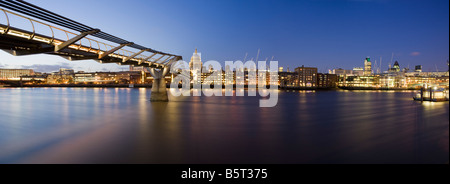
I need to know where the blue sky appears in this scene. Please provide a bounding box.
[0,0,448,73]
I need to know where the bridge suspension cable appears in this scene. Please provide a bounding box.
[0,0,180,61]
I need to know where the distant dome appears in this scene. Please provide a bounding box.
[189,48,202,69]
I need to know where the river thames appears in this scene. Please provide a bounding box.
[0,88,448,164]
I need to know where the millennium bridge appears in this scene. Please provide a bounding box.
[0,0,181,101]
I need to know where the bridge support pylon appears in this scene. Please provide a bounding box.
[149,67,170,102]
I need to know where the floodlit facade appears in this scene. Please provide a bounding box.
[279,72,297,87]
[295,66,317,87]
[0,69,34,80]
[189,48,203,84]
[364,57,372,76]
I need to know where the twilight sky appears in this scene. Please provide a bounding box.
[0,0,448,73]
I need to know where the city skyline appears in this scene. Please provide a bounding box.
[0,0,449,73]
[0,49,447,74]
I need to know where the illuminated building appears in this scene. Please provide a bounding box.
[295,65,317,87]
[20,74,47,84]
[279,72,297,87]
[0,69,34,80]
[73,71,143,84]
[115,71,142,84]
[353,67,364,76]
[189,48,202,69]
[189,48,202,84]
[47,73,74,84]
[267,70,279,86]
[129,65,147,72]
[129,65,148,83]
[46,68,75,84]
[379,74,406,88]
[388,61,400,73]
[415,65,422,72]
[364,57,372,76]
[74,72,96,83]
[337,70,449,89]
[59,68,74,75]
[331,68,353,76]
[341,75,380,87]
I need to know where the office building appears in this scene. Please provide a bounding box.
[295,65,317,87]
[364,57,372,76]
[0,69,34,80]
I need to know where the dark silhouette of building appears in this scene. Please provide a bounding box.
[317,73,338,88]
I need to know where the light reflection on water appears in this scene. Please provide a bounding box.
[0,88,448,164]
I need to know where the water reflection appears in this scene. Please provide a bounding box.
[0,88,448,164]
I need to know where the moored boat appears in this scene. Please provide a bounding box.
[413,87,449,102]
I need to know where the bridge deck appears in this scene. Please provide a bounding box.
[0,23,165,68]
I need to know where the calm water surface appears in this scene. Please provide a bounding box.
[0,88,448,164]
